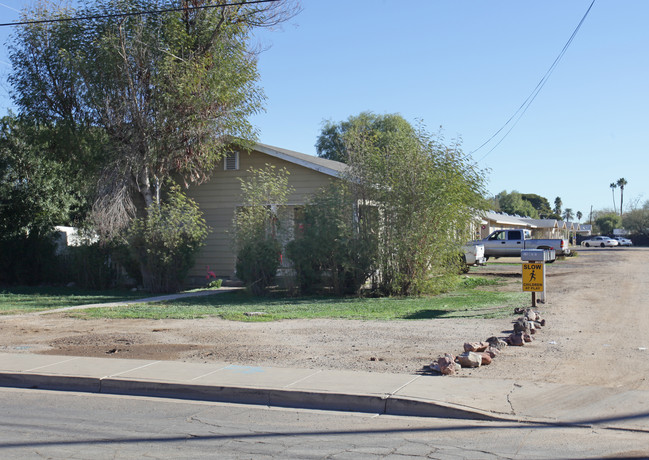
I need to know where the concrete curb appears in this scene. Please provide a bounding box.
[0,372,101,392]
[0,371,518,422]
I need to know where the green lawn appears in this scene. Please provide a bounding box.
[72,276,528,321]
[0,286,148,315]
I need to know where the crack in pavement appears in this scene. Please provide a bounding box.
[506,382,520,415]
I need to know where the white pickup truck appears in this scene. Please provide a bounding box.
[472,229,570,260]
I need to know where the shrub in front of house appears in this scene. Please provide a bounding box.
[233,165,293,296]
[60,239,142,290]
[286,184,376,296]
[235,238,282,296]
[62,243,118,289]
[128,186,209,293]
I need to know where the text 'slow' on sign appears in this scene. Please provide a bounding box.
[522,263,544,292]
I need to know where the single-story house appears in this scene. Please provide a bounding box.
[578,224,592,236]
[477,212,585,243]
[476,211,536,239]
[563,221,590,243]
[184,147,592,286]
[519,218,564,239]
[184,143,346,286]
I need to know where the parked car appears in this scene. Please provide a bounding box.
[581,236,619,247]
[612,236,633,246]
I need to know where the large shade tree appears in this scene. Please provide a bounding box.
[495,190,538,218]
[0,114,99,284]
[596,213,621,235]
[623,200,649,237]
[521,193,553,218]
[9,0,297,238]
[0,114,90,238]
[316,112,417,163]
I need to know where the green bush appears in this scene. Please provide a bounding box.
[0,234,60,285]
[62,243,117,290]
[233,165,292,295]
[235,238,282,295]
[207,279,222,289]
[286,184,376,296]
[286,237,322,293]
[128,186,209,293]
[108,240,143,286]
[61,240,141,290]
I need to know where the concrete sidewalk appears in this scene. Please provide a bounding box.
[0,352,648,431]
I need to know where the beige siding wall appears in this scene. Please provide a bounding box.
[185,148,339,285]
[530,228,561,239]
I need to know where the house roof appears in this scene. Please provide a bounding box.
[566,221,582,231]
[562,221,585,231]
[481,211,536,228]
[480,212,584,232]
[254,143,348,178]
[519,217,560,229]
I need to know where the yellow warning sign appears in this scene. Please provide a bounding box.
[522,263,544,292]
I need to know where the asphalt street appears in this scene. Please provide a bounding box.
[1,387,648,459]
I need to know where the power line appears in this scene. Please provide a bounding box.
[0,0,279,27]
[471,0,596,162]
[0,2,20,13]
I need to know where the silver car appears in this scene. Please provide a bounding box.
[581,236,619,247]
[613,237,633,246]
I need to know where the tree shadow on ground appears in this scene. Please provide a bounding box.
[402,310,451,319]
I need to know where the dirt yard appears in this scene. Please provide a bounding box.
[2,248,648,390]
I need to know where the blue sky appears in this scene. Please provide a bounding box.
[1,1,646,220]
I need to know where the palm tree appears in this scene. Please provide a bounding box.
[617,178,627,216]
[576,211,583,222]
[563,208,574,221]
[610,182,617,213]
